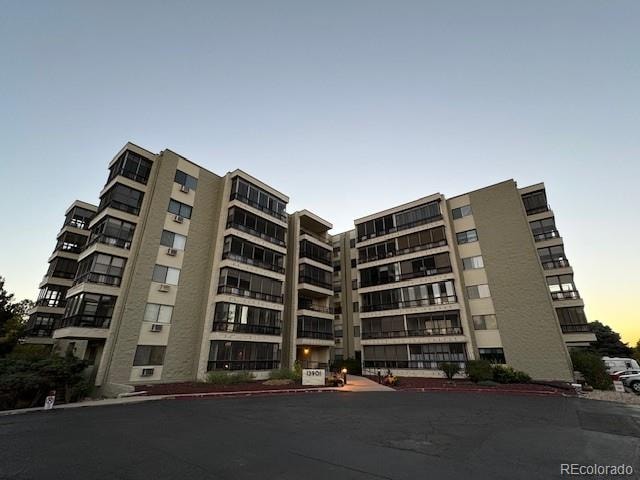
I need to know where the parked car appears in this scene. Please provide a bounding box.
[620,373,640,394]
[611,369,640,380]
[603,357,640,374]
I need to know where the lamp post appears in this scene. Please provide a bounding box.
[303,347,310,368]
[341,367,348,385]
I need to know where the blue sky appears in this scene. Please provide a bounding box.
[1,1,638,342]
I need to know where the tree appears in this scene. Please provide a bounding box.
[588,321,633,357]
[0,277,31,357]
[570,350,612,390]
[0,276,15,328]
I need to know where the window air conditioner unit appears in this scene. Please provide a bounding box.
[180,185,190,193]
[167,247,177,256]
[158,283,170,292]
[150,323,163,332]
[173,214,184,223]
[141,368,155,377]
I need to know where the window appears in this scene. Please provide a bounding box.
[537,246,569,269]
[405,311,462,335]
[354,326,360,337]
[462,255,484,270]
[160,230,187,250]
[472,314,498,330]
[547,275,578,299]
[65,207,95,229]
[62,293,116,328]
[557,307,590,332]
[98,183,144,215]
[152,265,180,285]
[521,190,548,215]
[174,170,198,190]
[297,316,333,339]
[363,344,410,368]
[350,259,357,268]
[56,231,88,253]
[299,239,332,266]
[214,302,282,335]
[226,207,286,246]
[299,264,332,290]
[133,345,166,366]
[456,229,478,244]
[451,205,472,219]
[479,347,506,364]
[48,257,78,279]
[89,216,136,249]
[467,284,490,299]
[168,199,192,219]
[394,201,441,229]
[529,217,558,241]
[218,268,283,302]
[144,303,173,324]
[223,236,284,272]
[36,285,68,308]
[349,238,356,248]
[406,343,467,369]
[75,253,126,286]
[108,150,152,185]
[208,340,280,370]
[230,177,287,220]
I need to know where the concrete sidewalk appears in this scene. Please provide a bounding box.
[340,374,394,392]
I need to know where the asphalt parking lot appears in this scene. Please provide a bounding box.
[1,392,638,480]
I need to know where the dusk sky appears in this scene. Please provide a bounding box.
[1,1,638,344]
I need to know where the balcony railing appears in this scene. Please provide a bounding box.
[49,271,76,280]
[230,192,288,221]
[357,214,443,242]
[296,330,333,340]
[35,298,66,308]
[24,326,55,337]
[298,275,333,290]
[541,258,570,270]
[362,326,463,339]
[359,265,453,288]
[300,229,332,246]
[361,295,457,313]
[226,221,286,247]
[221,252,285,274]
[363,360,467,370]
[99,200,140,216]
[55,315,111,329]
[560,323,592,333]
[525,205,550,216]
[550,290,580,301]
[358,239,448,265]
[297,303,333,314]
[217,285,284,304]
[299,249,332,266]
[87,234,132,250]
[55,244,83,254]
[532,230,560,242]
[212,321,282,336]
[74,272,122,287]
[207,360,280,371]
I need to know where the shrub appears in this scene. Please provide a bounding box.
[440,362,461,380]
[466,360,493,382]
[269,368,301,381]
[205,371,255,385]
[491,365,531,384]
[570,350,613,390]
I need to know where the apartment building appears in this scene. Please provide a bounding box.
[26,143,594,391]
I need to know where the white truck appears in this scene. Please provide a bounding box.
[603,356,640,374]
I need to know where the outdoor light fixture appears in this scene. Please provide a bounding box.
[303,348,310,355]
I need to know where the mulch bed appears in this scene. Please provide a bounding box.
[365,376,575,396]
[134,381,324,396]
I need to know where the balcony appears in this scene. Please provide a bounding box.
[358,239,447,264]
[300,229,332,246]
[533,230,560,242]
[362,326,463,339]
[87,234,132,251]
[55,315,111,329]
[361,295,457,313]
[230,192,287,222]
[296,330,333,340]
[217,285,284,304]
[297,302,333,314]
[207,360,280,371]
[212,321,282,336]
[357,214,443,242]
[226,221,286,247]
[541,258,570,270]
[298,275,333,291]
[221,252,285,274]
[35,298,66,308]
[525,205,550,216]
[560,323,591,333]
[363,360,466,370]
[74,272,122,287]
[359,265,453,288]
[550,290,580,301]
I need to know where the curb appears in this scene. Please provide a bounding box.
[163,387,342,400]
[394,387,574,397]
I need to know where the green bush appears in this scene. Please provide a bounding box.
[269,368,301,381]
[0,353,89,410]
[466,360,493,382]
[205,371,255,385]
[570,350,613,390]
[440,362,461,380]
[491,365,531,384]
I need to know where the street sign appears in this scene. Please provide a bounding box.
[44,390,56,410]
[302,368,326,386]
[613,381,625,393]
